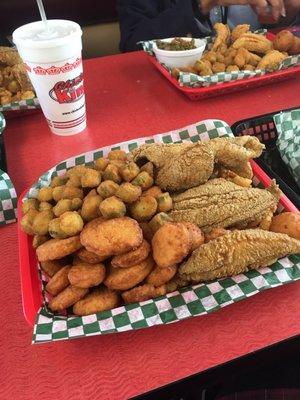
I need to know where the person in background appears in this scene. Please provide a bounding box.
[117,0,300,52]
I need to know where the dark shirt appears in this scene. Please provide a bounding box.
[117,0,204,52]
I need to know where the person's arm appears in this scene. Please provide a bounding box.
[117,0,207,52]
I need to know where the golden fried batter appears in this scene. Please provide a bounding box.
[73,287,119,316]
[146,265,177,287]
[152,223,190,268]
[121,283,166,304]
[170,179,280,232]
[232,33,272,54]
[212,23,230,51]
[46,265,72,295]
[181,222,204,251]
[49,286,88,312]
[104,256,154,290]
[68,263,105,288]
[111,239,150,268]
[0,47,22,66]
[273,30,295,52]
[257,50,287,71]
[179,229,300,283]
[231,24,250,43]
[77,247,107,264]
[80,217,143,257]
[132,136,263,191]
[36,236,82,262]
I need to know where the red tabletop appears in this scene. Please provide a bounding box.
[1,51,300,400]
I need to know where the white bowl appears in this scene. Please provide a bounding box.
[152,37,206,69]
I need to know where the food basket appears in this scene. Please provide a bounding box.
[144,32,300,100]
[231,107,300,209]
[17,119,300,344]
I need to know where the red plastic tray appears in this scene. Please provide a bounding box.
[18,160,298,326]
[148,32,300,100]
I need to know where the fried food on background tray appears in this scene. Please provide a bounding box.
[273,30,295,52]
[21,142,300,318]
[230,24,250,43]
[170,179,280,232]
[289,37,300,55]
[212,23,230,51]
[257,50,288,71]
[73,287,120,316]
[179,229,300,283]
[0,48,35,105]
[133,136,263,191]
[80,217,143,257]
[170,25,299,80]
[270,212,300,240]
[232,33,272,54]
[121,283,166,304]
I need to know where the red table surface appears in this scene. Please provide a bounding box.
[1,51,300,400]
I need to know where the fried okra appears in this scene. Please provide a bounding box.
[97,180,119,198]
[53,186,83,201]
[157,192,173,212]
[52,198,82,217]
[50,175,68,188]
[120,162,140,182]
[81,195,102,221]
[130,196,157,221]
[22,198,39,214]
[20,209,39,235]
[94,157,109,171]
[116,182,142,203]
[59,211,84,236]
[99,196,126,219]
[37,187,53,202]
[131,171,154,190]
[148,212,173,233]
[80,168,101,188]
[102,164,122,183]
[32,210,54,235]
[108,149,127,161]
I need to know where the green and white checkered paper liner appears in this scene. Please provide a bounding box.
[0,113,17,225]
[141,32,300,88]
[27,119,300,343]
[274,109,300,189]
[0,97,39,112]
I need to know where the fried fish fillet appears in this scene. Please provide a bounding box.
[132,136,264,191]
[231,24,250,43]
[212,23,230,51]
[257,50,287,71]
[179,229,300,283]
[232,33,273,54]
[170,179,280,232]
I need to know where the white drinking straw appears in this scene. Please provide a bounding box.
[36,0,50,32]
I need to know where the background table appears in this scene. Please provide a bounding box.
[1,51,300,400]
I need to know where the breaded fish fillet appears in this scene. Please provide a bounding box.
[132,136,264,191]
[170,179,280,232]
[179,229,300,283]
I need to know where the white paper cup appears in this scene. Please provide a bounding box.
[13,20,86,136]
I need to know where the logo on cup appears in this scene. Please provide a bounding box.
[49,73,84,104]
